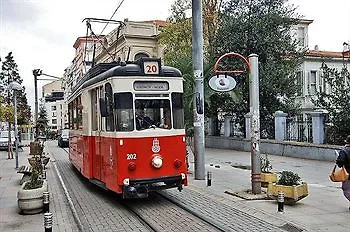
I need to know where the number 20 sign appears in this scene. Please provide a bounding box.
[143,61,159,75]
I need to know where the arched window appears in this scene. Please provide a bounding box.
[134,52,150,61]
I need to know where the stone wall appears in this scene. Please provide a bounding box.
[205,136,341,161]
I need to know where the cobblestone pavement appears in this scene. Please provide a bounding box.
[161,188,290,232]
[2,140,350,232]
[52,147,152,232]
[50,142,292,232]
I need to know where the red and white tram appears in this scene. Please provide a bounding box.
[67,58,188,198]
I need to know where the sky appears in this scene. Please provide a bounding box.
[0,0,349,113]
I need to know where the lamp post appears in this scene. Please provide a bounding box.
[9,81,22,169]
[32,69,63,140]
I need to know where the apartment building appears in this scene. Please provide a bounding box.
[295,49,349,115]
[42,81,68,132]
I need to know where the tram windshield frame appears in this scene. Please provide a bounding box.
[114,92,184,132]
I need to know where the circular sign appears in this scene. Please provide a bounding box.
[208,74,237,92]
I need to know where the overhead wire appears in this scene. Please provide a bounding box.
[100,0,126,61]
[100,0,126,35]
[86,20,115,61]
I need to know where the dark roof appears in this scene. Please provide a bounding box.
[71,58,182,94]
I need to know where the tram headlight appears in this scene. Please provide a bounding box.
[152,155,163,169]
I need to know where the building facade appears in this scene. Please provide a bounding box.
[95,19,167,63]
[42,81,68,132]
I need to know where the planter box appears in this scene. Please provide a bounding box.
[267,182,308,205]
[17,180,48,214]
[30,142,41,155]
[261,173,277,188]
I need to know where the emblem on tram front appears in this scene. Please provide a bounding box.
[152,138,160,153]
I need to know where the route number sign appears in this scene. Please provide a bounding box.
[143,61,159,75]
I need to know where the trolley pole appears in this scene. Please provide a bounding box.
[192,0,205,180]
[248,54,261,194]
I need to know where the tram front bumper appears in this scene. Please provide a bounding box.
[122,174,185,199]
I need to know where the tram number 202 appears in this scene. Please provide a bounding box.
[127,153,137,160]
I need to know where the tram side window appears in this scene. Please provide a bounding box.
[172,93,184,129]
[91,88,98,131]
[77,96,82,129]
[114,92,134,131]
[68,102,73,129]
[73,99,77,129]
[105,83,114,131]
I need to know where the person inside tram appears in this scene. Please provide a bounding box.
[135,105,155,130]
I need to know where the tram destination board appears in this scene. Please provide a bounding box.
[134,81,169,91]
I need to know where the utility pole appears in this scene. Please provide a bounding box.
[248,54,261,194]
[192,0,205,180]
[33,69,41,139]
[14,89,19,168]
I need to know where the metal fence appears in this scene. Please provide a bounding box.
[285,115,313,143]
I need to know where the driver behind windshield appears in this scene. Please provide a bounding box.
[135,105,154,130]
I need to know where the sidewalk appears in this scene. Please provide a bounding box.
[186,147,350,231]
[0,141,77,232]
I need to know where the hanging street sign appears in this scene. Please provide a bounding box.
[208,74,237,92]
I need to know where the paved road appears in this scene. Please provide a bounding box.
[1,140,349,232]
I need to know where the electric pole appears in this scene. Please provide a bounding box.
[192,0,205,180]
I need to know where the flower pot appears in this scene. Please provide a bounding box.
[261,172,277,188]
[28,156,50,168]
[17,180,48,214]
[267,182,308,205]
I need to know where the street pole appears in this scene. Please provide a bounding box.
[248,54,261,194]
[14,90,19,169]
[192,0,205,180]
[33,70,39,139]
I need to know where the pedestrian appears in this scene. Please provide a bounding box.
[336,135,350,210]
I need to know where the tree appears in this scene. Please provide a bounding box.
[159,0,223,134]
[212,0,303,138]
[36,104,49,137]
[0,52,32,125]
[312,63,350,144]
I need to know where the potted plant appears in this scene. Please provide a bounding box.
[260,154,277,187]
[267,171,308,205]
[29,140,49,167]
[18,146,48,214]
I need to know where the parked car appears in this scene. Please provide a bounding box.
[0,131,15,150]
[57,129,69,148]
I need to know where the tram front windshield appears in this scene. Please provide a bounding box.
[134,99,171,130]
[115,92,184,132]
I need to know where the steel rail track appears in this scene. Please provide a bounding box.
[60,146,224,231]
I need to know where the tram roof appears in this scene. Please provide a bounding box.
[71,58,182,94]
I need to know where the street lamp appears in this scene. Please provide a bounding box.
[9,81,22,169]
[32,69,63,139]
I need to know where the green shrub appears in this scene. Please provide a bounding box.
[277,171,301,186]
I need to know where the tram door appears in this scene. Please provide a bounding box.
[91,87,103,180]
